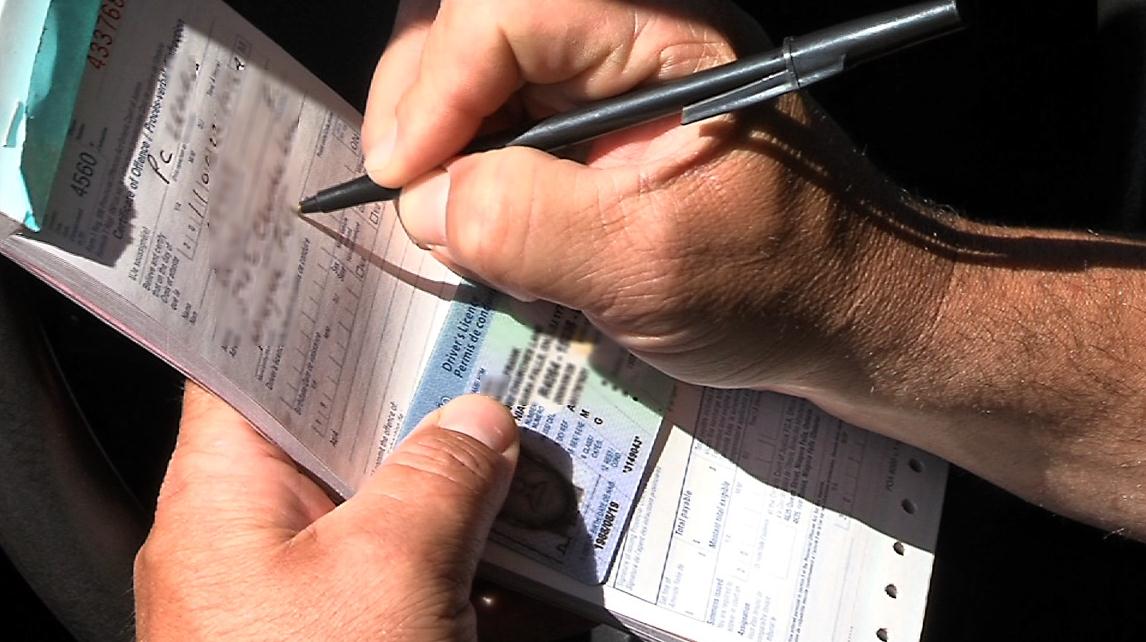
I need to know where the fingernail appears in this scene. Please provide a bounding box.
[437,395,517,453]
[365,121,397,176]
[399,168,450,247]
[424,243,456,263]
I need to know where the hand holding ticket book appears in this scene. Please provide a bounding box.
[0,1,948,640]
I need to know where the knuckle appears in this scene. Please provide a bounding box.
[133,533,179,591]
[133,539,156,577]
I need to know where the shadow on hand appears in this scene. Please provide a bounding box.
[708,101,1146,272]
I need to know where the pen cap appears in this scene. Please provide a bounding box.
[788,0,963,87]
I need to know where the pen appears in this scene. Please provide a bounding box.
[298,0,963,214]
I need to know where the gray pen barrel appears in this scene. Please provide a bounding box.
[472,0,962,153]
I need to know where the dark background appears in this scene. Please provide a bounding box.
[7,1,1145,640]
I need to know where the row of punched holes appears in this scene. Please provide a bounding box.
[876,455,927,642]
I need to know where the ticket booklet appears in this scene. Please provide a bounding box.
[0,1,947,640]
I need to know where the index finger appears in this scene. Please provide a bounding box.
[362,0,440,163]
[365,0,661,188]
[156,383,334,535]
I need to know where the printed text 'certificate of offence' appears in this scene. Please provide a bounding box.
[0,0,468,497]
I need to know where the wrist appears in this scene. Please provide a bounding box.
[797,199,1146,535]
[794,189,958,403]
[745,98,957,406]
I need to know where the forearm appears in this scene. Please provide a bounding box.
[806,202,1146,537]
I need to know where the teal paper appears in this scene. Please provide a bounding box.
[0,0,99,231]
[0,0,51,228]
[23,0,101,229]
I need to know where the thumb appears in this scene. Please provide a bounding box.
[320,395,519,584]
[398,147,643,308]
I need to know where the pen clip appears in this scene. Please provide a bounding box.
[681,69,793,125]
[681,37,848,125]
